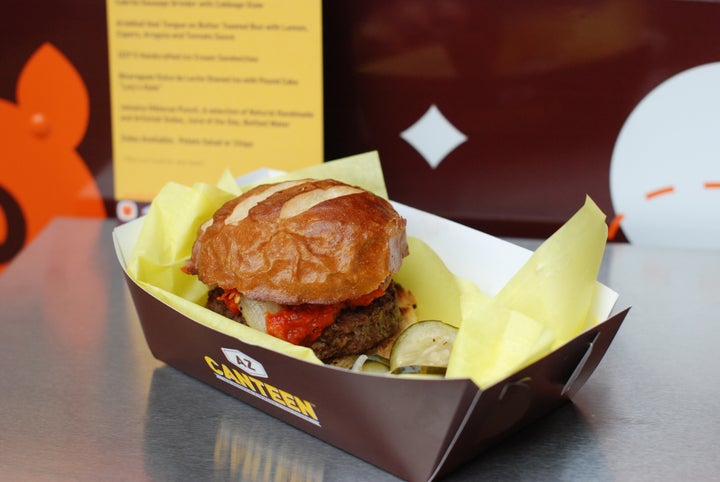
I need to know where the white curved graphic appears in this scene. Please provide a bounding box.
[610,63,720,249]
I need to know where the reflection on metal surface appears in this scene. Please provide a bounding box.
[452,402,612,481]
[213,419,323,482]
[145,367,341,482]
[400,104,467,168]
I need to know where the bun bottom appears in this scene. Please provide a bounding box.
[205,281,417,363]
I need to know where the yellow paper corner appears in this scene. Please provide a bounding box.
[446,196,608,387]
[496,196,607,347]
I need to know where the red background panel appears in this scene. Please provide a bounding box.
[3,0,720,268]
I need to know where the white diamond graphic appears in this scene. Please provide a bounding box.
[400,104,467,169]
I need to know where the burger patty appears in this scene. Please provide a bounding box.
[206,281,405,361]
[310,282,403,361]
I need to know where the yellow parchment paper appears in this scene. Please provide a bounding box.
[126,151,608,387]
[445,196,608,387]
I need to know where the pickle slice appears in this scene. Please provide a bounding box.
[351,354,391,374]
[389,320,458,375]
[391,365,448,376]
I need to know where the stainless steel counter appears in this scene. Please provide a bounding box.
[1,217,718,481]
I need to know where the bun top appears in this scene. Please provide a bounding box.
[186,178,408,305]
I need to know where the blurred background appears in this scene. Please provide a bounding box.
[3,0,720,272]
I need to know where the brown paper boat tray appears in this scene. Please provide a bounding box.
[114,200,628,482]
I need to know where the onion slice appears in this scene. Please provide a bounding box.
[239,296,282,333]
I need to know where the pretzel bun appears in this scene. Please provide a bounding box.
[186,178,409,305]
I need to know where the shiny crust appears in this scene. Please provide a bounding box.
[187,179,408,305]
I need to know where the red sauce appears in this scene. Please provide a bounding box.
[266,304,341,346]
[218,288,241,314]
[218,286,387,346]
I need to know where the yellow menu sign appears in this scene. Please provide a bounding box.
[106,0,323,202]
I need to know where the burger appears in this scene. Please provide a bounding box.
[182,178,416,363]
